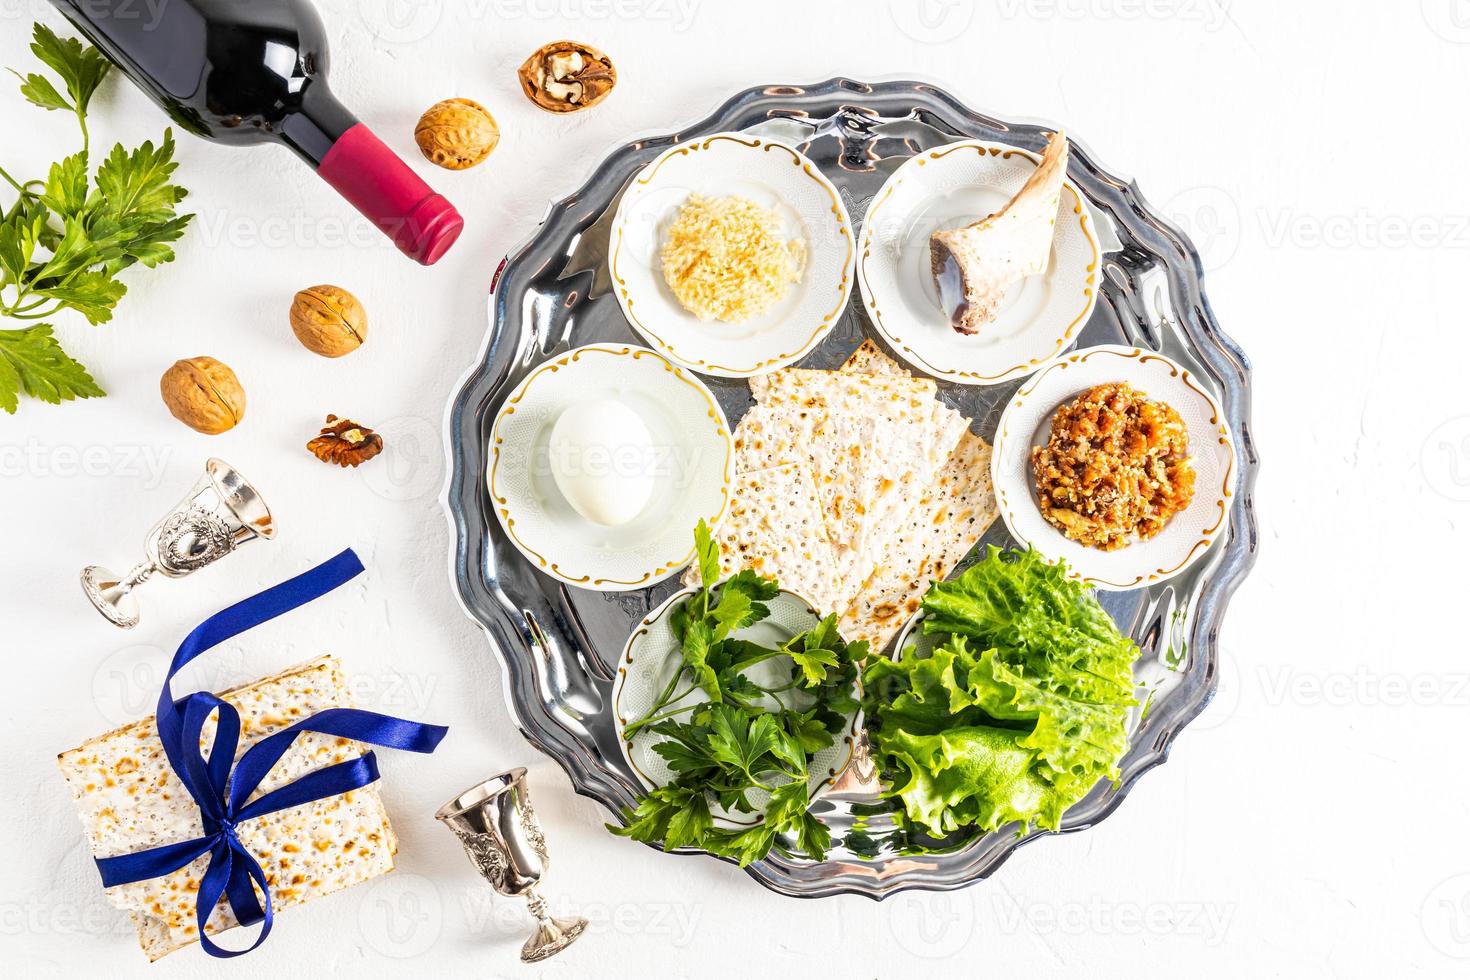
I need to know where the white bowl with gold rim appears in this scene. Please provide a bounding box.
[857,138,1101,385]
[487,343,733,592]
[608,133,855,379]
[991,345,1237,590]
[612,587,861,828]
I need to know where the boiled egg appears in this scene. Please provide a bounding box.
[547,399,657,527]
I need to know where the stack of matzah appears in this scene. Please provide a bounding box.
[689,340,998,653]
[57,656,398,960]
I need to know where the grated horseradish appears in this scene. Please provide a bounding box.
[659,194,805,322]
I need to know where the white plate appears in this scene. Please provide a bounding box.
[992,345,1236,590]
[857,139,1101,385]
[608,133,856,378]
[487,344,733,592]
[612,588,861,828]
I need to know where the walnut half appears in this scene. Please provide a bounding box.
[517,41,616,113]
[307,415,384,468]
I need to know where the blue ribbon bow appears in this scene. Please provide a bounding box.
[93,549,449,958]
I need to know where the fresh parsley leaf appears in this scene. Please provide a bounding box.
[782,614,843,687]
[722,568,780,603]
[785,708,834,755]
[709,586,756,638]
[27,23,110,114]
[762,777,831,863]
[667,594,692,641]
[32,217,96,283]
[713,790,747,816]
[803,613,839,652]
[0,323,104,413]
[95,132,188,221]
[12,69,70,112]
[40,151,88,216]
[705,706,779,777]
[794,810,831,862]
[104,213,192,272]
[608,785,691,844]
[15,202,50,258]
[647,719,718,773]
[716,667,763,705]
[680,620,722,702]
[704,824,776,867]
[788,642,840,687]
[2,25,192,414]
[719,569,777,624]
[34,270,126,324]
[614,524,861,867]
[694,518,720,588]
[0,220,26,285]
[711,638,769,672]
[650,740,710,775]
[767,722,808,774]
[663,790,713,850]
[764,779,810,832]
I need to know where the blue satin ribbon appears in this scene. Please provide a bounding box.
[93,549,449,958]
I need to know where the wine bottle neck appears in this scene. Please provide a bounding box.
[316,123,464,265]
[280,84,359,168]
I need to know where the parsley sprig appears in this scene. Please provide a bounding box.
[610,521,865,866]
[1,24,193,414]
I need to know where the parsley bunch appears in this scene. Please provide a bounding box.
[1,24,192,414]
[611,522,864,866]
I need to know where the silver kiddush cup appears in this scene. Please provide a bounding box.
[436,767,588,962]
[81,458,276,629]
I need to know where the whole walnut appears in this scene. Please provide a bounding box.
[414,98,499,170]
[289,285,367,357]
[160,357,245,434]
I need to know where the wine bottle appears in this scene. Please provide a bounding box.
[49,0,463,265]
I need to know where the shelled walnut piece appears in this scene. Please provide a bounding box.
[517,41,616,113]
[308,415,384,468]
[1031,382,1195,550]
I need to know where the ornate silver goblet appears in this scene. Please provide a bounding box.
[436,767,587,962]
[80,458,276,629]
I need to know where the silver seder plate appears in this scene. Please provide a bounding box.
[443,78,1259,899]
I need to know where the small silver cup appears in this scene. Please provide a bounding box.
[81,458,276,629]
[436,767,587,962]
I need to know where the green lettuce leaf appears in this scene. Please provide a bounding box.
[923,546,1138,703]
[862,547,1140,837]
[878,725,1062,834]
[956,638,1133,806]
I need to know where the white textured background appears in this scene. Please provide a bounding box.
[4,1,1467,976]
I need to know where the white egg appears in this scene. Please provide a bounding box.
[548,399,657,527]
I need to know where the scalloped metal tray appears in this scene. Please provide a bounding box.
[443,78,1258,899]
